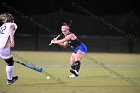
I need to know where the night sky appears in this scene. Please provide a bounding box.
[0,0,139,16]
[0,0,139,37]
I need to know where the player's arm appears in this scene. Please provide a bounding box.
[9,25,15,47]
[57,41,68,48]
[51,34,71,48]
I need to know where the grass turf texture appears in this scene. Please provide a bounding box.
[0,51,140,93]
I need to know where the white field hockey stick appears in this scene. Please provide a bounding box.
[49,34,60,45]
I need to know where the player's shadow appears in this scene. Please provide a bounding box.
[81,75,111,79]
[17,82,68,86]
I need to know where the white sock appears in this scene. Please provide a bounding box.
[6,66,14,80]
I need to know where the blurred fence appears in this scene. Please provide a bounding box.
[14,34,140,53]
[12,11,140,53]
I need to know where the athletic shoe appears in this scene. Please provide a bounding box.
[70,69,79,77]
[7,76,18,85]
[68,74,79,78]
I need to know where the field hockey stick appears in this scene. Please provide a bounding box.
[14,60,43,72]
[49,34,61,45]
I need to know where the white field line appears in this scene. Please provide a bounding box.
[15,64,140,67]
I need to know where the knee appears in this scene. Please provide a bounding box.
[5,57,14,66]
[74,55,82,61]
[70,62,75,66]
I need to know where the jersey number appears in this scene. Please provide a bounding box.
[0,26,6,34]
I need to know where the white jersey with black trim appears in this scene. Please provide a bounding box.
[0,22,17,48]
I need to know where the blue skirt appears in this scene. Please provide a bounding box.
[73,43,87,54]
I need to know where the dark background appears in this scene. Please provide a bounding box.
[0,0,139,16]
[0,0,140,53]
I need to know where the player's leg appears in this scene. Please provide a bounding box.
[5,57,18,85]
[68,51,85,78]
[74,43,87,72]
[69,52,83,77]
[74,50,85,72]
[70,54,76,70]
[0,48,18,85]
[69,44,87,78]
[69,53,79,78]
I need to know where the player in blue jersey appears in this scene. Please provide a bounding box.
[51,23,87,78]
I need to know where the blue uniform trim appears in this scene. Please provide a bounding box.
[72,43,87,54]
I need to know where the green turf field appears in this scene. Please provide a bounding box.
[0,51,140,93]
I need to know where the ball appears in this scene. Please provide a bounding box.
[46,76,50,80]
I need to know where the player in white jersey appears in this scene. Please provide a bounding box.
[0,12,18,85]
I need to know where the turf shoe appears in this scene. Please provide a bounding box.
[7,76,18,85]
[70,69,79,77]
[68,74,79,78]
